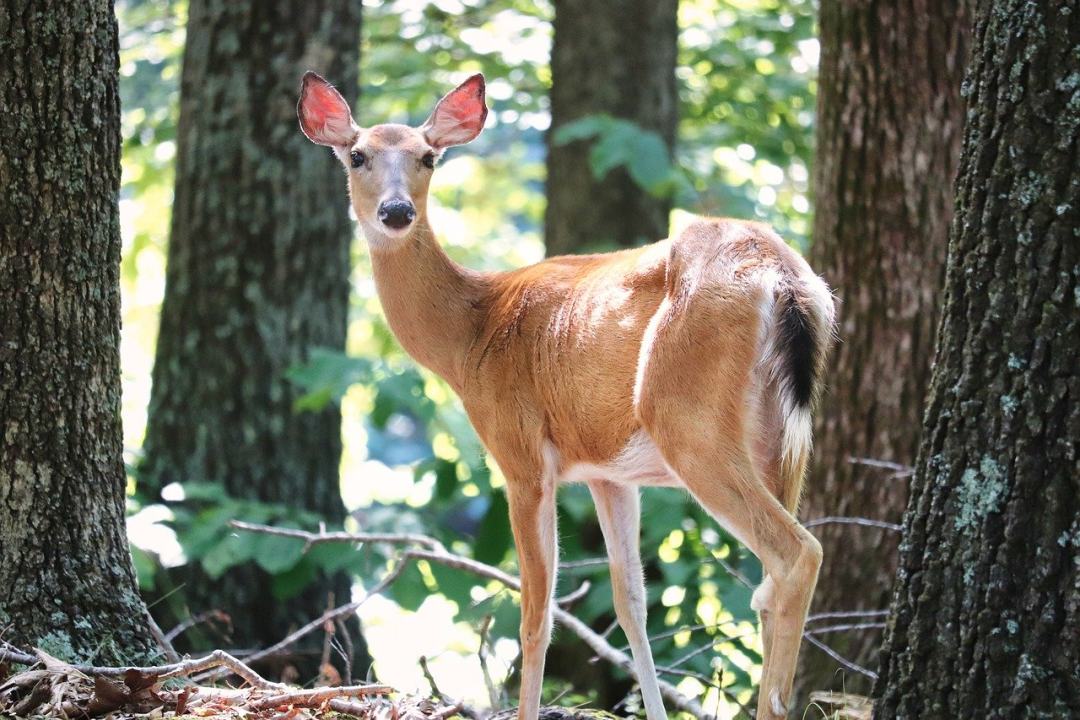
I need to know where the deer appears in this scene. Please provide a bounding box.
[298,71,836,720]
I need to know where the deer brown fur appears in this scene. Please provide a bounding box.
[299,71,836,720]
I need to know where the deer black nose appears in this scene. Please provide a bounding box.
[378,200,416,230]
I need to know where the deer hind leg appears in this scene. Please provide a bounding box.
[589,480,666,720]
[675,451,819,720]
[635,293,820,719]
[506,469,559,720]
[748,388,784,686]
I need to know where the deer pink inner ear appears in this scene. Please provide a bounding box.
[300,78,356,147]
[424,75,488,149]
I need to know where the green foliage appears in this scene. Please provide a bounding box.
[285,349,373,412]
[678,0,817,245]
[554,114,692,201]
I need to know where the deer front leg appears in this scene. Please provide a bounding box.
[507,475,558,720]
[589,480,666,720]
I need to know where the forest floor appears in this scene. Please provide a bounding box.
[0,647,621,720]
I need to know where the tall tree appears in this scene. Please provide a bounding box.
[796,0,969,697]
[544,0,678,255]
[539,0,679,706]
[874,0,1079,715]
[139,0,366,673]
[0,0,156,663]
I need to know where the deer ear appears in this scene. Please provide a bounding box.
[421,74,488,150]
[298,71,359,147]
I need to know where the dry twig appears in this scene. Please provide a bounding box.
[802,635,878,680]
[164,609,231,643]
[247,683,393,710]
[846,456,914,479]
[803,516,902,532]
[477,615,502,710]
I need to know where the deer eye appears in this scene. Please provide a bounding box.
[350,150,366,168]
[422,152,436,170]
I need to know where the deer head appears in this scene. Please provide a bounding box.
[297,72,488,246]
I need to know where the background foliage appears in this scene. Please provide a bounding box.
[117,0,817,716]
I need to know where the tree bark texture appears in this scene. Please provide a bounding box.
[544,0,678,255]
[0,0,157,663]
[139,0,366,674]
[874,1,1079,716]
[797,0,969,699]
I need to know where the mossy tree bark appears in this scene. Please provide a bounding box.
[874,1,1079,715]
[139,0,367,676]
[0,0,157,663]
[543,0,678,255]
[796,0,969,700]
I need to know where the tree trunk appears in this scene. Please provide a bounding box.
[795,0,969,700]
[874,1,1079,715]
[139,0,367,676]
[544,0,678,256]
[0,0,157,664]
[540,1,678,706]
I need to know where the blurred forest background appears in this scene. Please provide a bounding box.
[117,1,818,717]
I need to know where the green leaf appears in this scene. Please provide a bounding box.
[558,485,595,524]
[130,545,157,591]
[576,575,614,623]
[390,562,429,612]
[180,505,235,558]
[474,491,512,565]
[660,557,696,588]
[201,531,260,579]
[554,115,678,198]
[719,577,756,622]
[434,458,458,500]
[252,532,306,574]
[179,482,229,503]
[272,558,319,600]
[429,562,477,607]
[286,348,372,412]
[307,541,364,574]
[374,370,436,425]
[640,489,687,546]
[552,114,613,145]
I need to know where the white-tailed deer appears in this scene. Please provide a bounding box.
[299,71,836,720]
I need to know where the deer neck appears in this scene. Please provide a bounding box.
[366,219,486,389]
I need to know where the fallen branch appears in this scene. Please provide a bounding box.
[0,646,396,719]
[231,521,711,719]
[0,646,279,687]
[247,683,393,710]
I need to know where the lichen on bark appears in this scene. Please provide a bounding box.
[137,0,368,675]
[0,0,157,664]
[796,0,969,700]
[874,1,1080,715]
